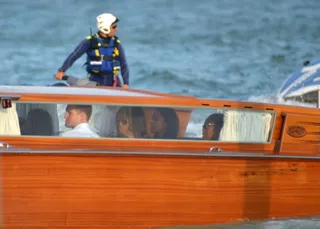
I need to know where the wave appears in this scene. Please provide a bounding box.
[248,94,316,108]
[156,217,320,229]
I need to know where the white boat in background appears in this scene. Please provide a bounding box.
[278,59,320,107]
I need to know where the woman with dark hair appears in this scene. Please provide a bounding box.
[202,113,224,140]
[116,107,146,138]
[151,107,179,139]
[25,108,54,136]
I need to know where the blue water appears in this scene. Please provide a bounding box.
[1,0,320,101]
[1,0,320,227]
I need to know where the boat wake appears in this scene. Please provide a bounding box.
[248,94,317,108]
[157,217,320,229]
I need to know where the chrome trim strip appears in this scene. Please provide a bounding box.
[0,149,319,160]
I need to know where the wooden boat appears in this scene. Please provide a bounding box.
[0,85,319,229]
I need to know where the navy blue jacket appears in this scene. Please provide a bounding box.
[59,35,129,85]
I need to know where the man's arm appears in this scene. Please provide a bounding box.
[55,39,91,80]
[118,43,129,86]
[59,39,91,71]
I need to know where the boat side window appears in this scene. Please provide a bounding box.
[15,102,60,136]
[185,108,275,143]
[148,107,180,139]
[112,106,190,140]
[5,102,275,143]
[115,106,147,138]
[12,102,104,138]
[21,108,54,136]
[16,102,59,136]
[92,104,118,137]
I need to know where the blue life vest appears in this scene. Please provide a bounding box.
[85,34,121,77]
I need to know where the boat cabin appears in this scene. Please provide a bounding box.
[0,85,278,152]
[0,85,320,229]
[0,85,319,156]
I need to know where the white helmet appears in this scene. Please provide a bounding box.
[96,13,119,34]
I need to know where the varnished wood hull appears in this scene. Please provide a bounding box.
[1,86,320,228]
[2,152,320,229]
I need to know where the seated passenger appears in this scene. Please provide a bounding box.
[23,108,54,136]
[202,113,224,140]
[151,107,179,139]
[60,104,99,138]
[16,103,60,136]
[116,107,146,138]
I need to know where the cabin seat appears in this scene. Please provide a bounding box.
[92,105,118,137]
[16,103,59,135]
[0,103,21,136]
[219,110,272,142]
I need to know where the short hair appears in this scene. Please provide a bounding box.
[67,105,92,120]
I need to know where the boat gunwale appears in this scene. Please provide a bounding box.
[1,148,320,160]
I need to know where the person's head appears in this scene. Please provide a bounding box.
[96,13,119,37]
[116,107,146,138]
[26,108,53,136]
[202,113,224,140]
[116,107,132,138]
[151,108,179,139]
[64,105,92,128]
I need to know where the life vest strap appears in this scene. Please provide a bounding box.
[90,72,113,77]
[89,56,114,61]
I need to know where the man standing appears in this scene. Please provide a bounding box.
[60,104,99,138]
[55,13,129,88]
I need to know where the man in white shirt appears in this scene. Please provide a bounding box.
[60,104,100,138]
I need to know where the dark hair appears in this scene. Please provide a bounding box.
[116,107,146,138]
[131,107,146,138]
[24,108,53,136]
[19,117,30,135]
[155,107,179,139]
[204,113,224,140]
[67,104,92,120]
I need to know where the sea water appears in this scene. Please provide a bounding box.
[1,0,320,227]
